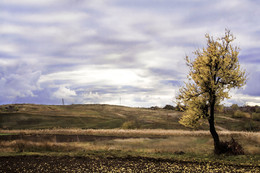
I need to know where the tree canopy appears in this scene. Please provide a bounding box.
[177,30,246,127]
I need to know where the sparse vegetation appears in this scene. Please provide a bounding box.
[252,112,260,121]
[232,110,248,118]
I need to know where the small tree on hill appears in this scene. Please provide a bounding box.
[231,104,239,111]
[176,30,247,154]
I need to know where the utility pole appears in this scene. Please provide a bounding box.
[62,98,65,105]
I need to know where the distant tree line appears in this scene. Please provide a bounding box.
[156,104,260,114]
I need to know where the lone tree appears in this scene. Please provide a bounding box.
[177,30,246,154]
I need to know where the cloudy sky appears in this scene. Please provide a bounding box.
[1,0,260,107]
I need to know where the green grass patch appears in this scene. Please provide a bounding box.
[252,113,260,121]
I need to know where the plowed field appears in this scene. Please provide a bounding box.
[0,155,259,173]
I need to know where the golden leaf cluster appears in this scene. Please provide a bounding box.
[177,30,247,128]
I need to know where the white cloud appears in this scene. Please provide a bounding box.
[20,12,88,24]
[230,94,260,106]
[53,86,77,99]
[0,0,59,6]
[0,44,19,53]
[39,66,154,88]
[0,23,25,35]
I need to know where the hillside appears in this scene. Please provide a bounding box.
[0,104,259,131]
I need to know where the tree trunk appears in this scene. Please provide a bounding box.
[208,112,220,153]
[209,95,220,154]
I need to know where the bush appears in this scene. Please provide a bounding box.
[244,121,257,131]
[163,105,175,110]
[215,138,244,155]
[230,104,239,111]
[252,113,260,121]
[255,106,260,113]
[232,110,247,118]
[121,121,138,129]
[150,106,160,110]
[1,105,19,112]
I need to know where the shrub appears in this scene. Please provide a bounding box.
[121,121,138,129]
[215,138,244,155]
[150,106,160,110]
[163,105,175,110]
[252,113,260,121]
[244,121,257,131]
[230,104,239,111]
[1,105,19,112]
[255,106,260,113]
[232,110,247,118]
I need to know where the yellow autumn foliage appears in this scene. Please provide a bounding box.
[177,30,247,128]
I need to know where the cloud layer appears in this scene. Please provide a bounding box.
[1,0,260,106]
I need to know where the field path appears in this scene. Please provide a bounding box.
[115,113,127,118]
[215,125,229,131]
[0,155,258,172]
[218,115,241,122]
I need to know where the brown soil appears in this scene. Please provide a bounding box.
[0,155,258,172]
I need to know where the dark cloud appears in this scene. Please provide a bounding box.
[13,88,59,105]
[243,71,260,97]
[149,68,183,78]
[240,48,260,64]
[161,80,181,86]
[0,62,42,104]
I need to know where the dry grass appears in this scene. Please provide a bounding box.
[1,128,259,138]
[93,136,214,154]
[1,129,259,155]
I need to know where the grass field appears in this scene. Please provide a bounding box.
[0,129,259,172]
[1,104,259,131]
[0,104,259,172]
[0,129,259,160]
[0,104,184,130]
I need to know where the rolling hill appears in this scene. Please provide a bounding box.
[0,104,259,131]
